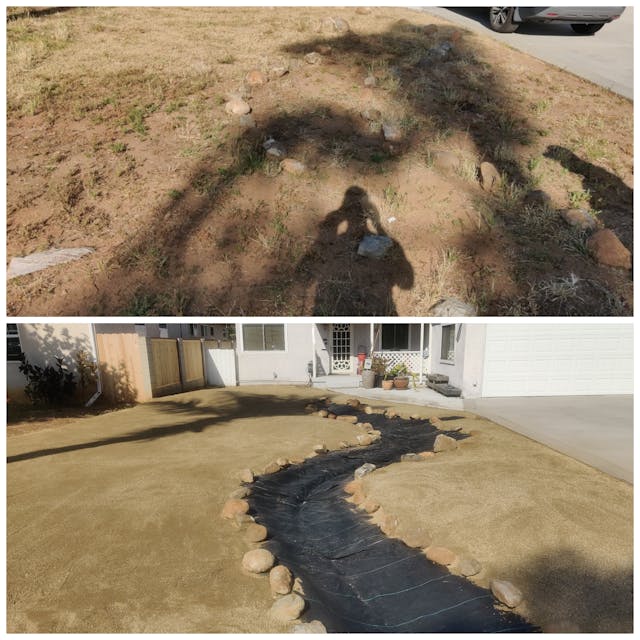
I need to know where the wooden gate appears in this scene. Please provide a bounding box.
[96,332,148,403]
[148,338,182,397]
[181,339,205,391]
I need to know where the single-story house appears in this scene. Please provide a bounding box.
[7,322,632,403]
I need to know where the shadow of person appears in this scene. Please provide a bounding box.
[296,186,413,316]
[543,145,633,248]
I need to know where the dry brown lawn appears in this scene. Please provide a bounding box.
[7,7,633,315]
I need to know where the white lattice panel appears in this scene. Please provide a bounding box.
[374,351,424,376]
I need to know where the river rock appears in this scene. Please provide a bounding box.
[430,416,444,429]
[313,443,328,454]
[561,207,597,231]
[425,546,456,566]
[434,434,458,452]
[401,526,431,548]
[337,415,358,424]
[239,468,254,483]
[357,234,393,259]
[480,161,500,192]
[280,159,307,175]
[491,579,523,608]
[244,523,268,543]
[270,565,293,595]
[401,453,424,462]
[305,52,323,65]
[225,98,251,116]
[242,548,275,573]
[221,498,249,519]
[318,409,329,418]
[356,434,374,446]
[245,69,266,87]
[229,486,250,499]
[276,457,290,467]
[587,229,631,269]
[456,555,482,577]
[290,620,327,633]
[269,593,305,621]
[354,463,376,479]
[344,479,362,495]
[264,460,282,475]
[429,297,477,316]
[363,405,374,414]
[320,16,350,34]
[327,413,337,420]
[346,398,361,407]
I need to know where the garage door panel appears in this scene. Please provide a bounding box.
[482,325,632,396]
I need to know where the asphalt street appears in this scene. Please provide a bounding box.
[418,7,633,100]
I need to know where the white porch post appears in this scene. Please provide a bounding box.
[311,324,317,379]
[370,323,374,355]
[420,322,425,382]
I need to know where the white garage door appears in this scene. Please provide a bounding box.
[482,324,633,397]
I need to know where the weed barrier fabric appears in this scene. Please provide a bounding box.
[249,407,538,632]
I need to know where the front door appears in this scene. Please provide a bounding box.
[330,323,352,374]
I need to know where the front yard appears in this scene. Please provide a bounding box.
[6,386,632,632]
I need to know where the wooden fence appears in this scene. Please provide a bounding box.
[180,339,205,391]
[96,332,148,403]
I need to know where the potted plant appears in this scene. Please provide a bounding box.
[370,355,389,388]
[381,369,395,390]
[389,362,411,390]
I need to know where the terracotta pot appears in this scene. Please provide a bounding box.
[382,379,394,390]
[393,376,410,390]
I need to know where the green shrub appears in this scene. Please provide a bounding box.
[18,356,76,405]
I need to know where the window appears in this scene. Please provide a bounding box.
[242,324,285,351]
[7,324,22,361]
[441,325,455,362]
[381,324,409,350]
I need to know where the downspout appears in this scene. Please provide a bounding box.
[85,323,103,407]
[311,324,317,380]
[419,322,424,383]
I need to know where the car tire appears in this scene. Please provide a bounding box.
[489,7,519,33]
[571,23,604,35]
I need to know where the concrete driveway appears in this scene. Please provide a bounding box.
[464,395,633,483]
[418,7,633,100]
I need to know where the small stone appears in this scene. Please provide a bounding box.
[363,500,380,514]
[356,434,374,446]
[269,593,305,621]
[401,453,424,462]
[276,457,289,467]
[430,416,445,429]
[305,52,323,65]
[587,229,631,269]
[351,490,366,506]
[479,161,500,192]
[361,108,382,122]
[239,468,254,484]
[292,577,305,594]
[524,189,552,208]
[354,463,376,479]
[318,409,329,418]
[305,403,318,412]
[337,414,358,424]
[357,234,393,259]
[245,69,267,87]
[491,579,523,608]
[290,620,327,633]
[385,408,399,419]
[425,546,456,566]
[346,398,361,408]
[401,526,431,548]
[233,513,255,528]
[263,137,286,158]
[313,443,328,454]
[360,423,374,432]
[344,479,362,495]
[355,7,372,15]
[456,555,482,577]
[317,44,333,55]
[561,208,597,231]
[264,461,282,475]
[429,297,477,316]
[339,441,351,449]
[320,16,350,34]
[225,98,251,116]
[418,451,435,458]
[363,405,374,414]
[270,565,293,595]
[245,523,268,543]
[269,66,289,79]
[280,159,307,175]
[364,75,377,87]
[242,548,275,573]
[229,487,250,499]
[431,150,460,173]
[380,513,399,536]
[327,413,337,420]
[382,121,402,142]
[434,434,458,453]
[221,498,250,519]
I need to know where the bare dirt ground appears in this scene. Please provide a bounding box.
[7,386,632,633]
[6,7,633,316]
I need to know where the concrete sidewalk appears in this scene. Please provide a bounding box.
[464,395,633,483]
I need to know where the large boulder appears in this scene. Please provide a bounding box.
[587,229,631,269]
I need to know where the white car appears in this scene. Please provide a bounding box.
[489,7,625,35]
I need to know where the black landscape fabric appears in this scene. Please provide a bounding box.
[249,405,538,632]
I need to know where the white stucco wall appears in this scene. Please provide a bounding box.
[236,323,312,384]
[7,323,95,400]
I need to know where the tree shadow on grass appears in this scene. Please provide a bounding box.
[7,391,315,463]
